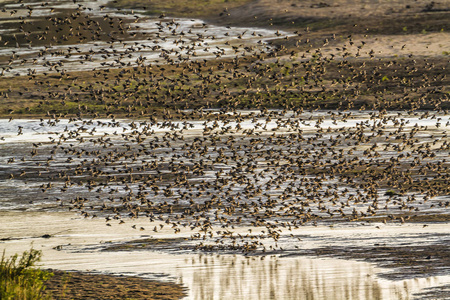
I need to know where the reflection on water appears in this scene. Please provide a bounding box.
[1,113,449,223]
[42,251,450,300]
[0,0,283,76]
[0,211,449,300]
[186,255,384,300]
[181,255,446,300]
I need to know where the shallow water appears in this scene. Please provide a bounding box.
[1,1,449,299]
[1,111,449,143]
[1,211,449,300]
[1,112,448,222]
[0,0,286,77]
[0,113,448,299]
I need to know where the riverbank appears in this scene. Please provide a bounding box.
[111,0,450,34]
[44,269,186,300]
[0,0,449,118]
[1,211,449,299]
[0,1,449,299]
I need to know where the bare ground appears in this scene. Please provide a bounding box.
[43,269,186,300]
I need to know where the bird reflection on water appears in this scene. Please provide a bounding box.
[0,0,449,299]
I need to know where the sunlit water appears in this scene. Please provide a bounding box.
[1,1,449,298]
[1,112,448,222]
[1,211,449,300]
[0,0,286,76]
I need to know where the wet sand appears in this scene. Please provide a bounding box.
[43,269,186,300]
[0,0,449,299]
[1,110,448,298]
[0,0,284,77]
[1,210,449,300]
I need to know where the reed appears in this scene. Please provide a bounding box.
[0,249,53,300]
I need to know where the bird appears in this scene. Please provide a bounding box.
[0,0,448,254]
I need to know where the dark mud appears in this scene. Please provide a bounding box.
[101,237,188,252]
[413,284,450,300]
[44,269,186,300]
[292,243,450,280]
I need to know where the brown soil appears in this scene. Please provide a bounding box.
[44,269,186,300]
[103,237,188,251]
[1,1,450,118]
[123,0,450,36]
[1,1,449,296]
[202,0,448,32]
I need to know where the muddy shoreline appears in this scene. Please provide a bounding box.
[94,224,449,281]
[1,1,449,117]
[43,269,186,300]
[1,1,449,299]
[1,210,449,299]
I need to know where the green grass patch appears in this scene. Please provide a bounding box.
[0,249,53,300]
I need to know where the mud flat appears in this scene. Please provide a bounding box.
[0,1,449,299]
[1,211,449,299]
[0,0,285,77]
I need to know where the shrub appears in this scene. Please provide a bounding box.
[0,249,53,300]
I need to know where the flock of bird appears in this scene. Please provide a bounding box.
[1,0,449,252]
